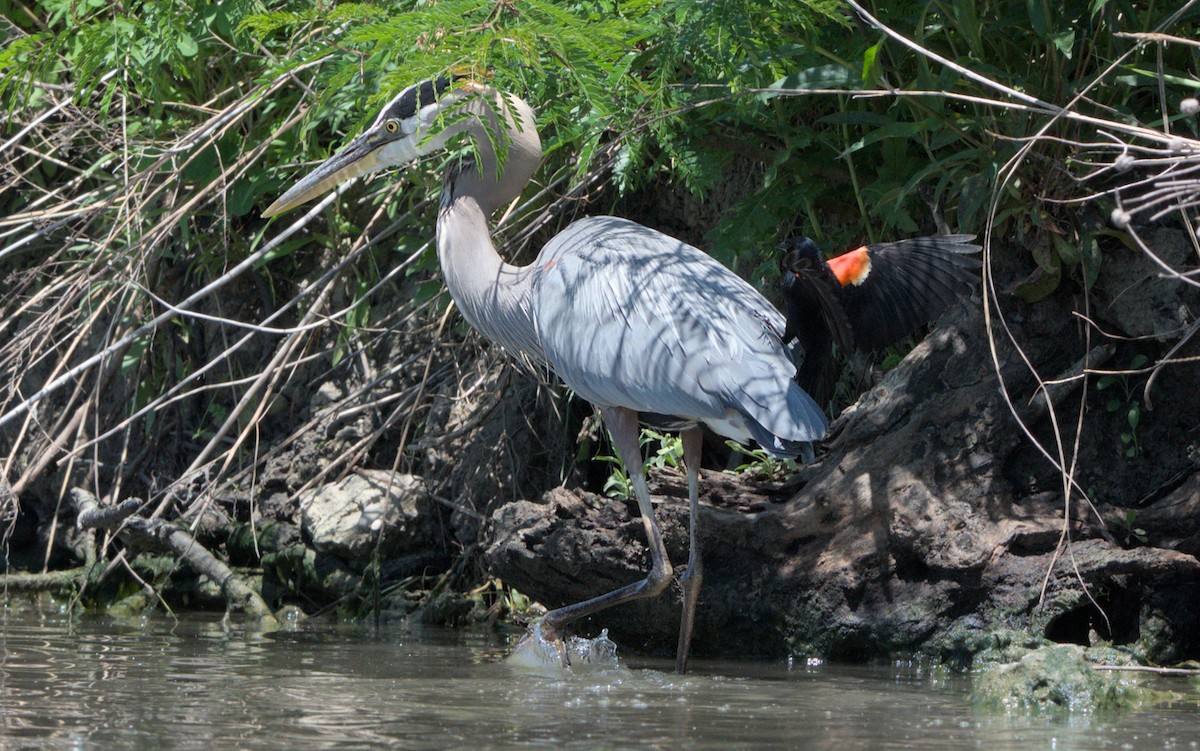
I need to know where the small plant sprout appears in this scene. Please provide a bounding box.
[722,440,798,479]
[1096,355,1149,458]
[1112,509,1148,546]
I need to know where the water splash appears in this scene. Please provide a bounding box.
[506,626,621,673]
[567,629,618,666]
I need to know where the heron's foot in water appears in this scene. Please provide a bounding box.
[508,621,570,669]
[507,623,619,671]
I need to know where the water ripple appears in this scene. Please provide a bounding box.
[1,611,1197,750]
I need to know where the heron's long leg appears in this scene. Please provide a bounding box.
[675,427,704,674]
[539,406,673,645]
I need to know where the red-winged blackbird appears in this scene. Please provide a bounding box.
[780,234,981,407]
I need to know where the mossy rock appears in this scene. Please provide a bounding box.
[962,627,1052,667]
[973,643,1156,712]
[106,590,154,618]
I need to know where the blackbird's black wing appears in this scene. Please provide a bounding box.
[781,265,854,406]
[840,234,980,351]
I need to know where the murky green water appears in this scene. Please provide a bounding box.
[1,609,1196,750]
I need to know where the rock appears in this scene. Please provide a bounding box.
[256,381,379,507]
[972,644,1148,712]
[311,381,344,409]
[1095,227,1199,340]
[298,470,437,567]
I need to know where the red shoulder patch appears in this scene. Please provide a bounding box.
[827,247,872,287]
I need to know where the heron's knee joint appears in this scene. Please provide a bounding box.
[645,561,673,596]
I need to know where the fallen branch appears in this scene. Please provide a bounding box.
[1092,664,1200,676]
[0,567,91,592]
[74,494,142,530]
[70,488,279,629]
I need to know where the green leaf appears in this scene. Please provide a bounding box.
[177,32,198,57]
[181,144,220,183]
[957,165,997,233]
[1120,67,1200,91]
[121,335,149,374]
[952,0,983,56]
[238,11,313,36]
[861,40,883,84]
[1013,237,1063,303]
[766,64,859,96]
[227,180,258,218]
[1080,232,1102,289]
[1051,29,1075,59]
[1026,0,1049,40]
[839,119,938,158]
[1053,234,1079,268]
[253,237,310,269]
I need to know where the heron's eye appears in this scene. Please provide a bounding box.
[384,119,400,133]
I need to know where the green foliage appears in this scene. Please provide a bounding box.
[723,439,798,479]
[501,582,538,618]
[9,1,1188,306]
[1095,354,1149,458]
[2,0,1196,538]
[1109,508,1148,547]
[598,428,685,499]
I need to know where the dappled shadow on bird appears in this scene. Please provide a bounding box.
[264,77,827,673]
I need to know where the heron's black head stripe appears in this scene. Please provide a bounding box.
[382,76,458,122]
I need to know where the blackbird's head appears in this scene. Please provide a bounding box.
[778,236,823,274]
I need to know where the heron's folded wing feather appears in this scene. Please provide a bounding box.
[532,217,826,446]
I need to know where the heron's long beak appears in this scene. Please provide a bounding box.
[262,81,478,219]
[262,131,415,218]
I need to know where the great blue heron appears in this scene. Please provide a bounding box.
[779,235,980,406]
[263,78,976,673]
[263,77,824,673]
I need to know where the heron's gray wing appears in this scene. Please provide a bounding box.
[531,217,826,451]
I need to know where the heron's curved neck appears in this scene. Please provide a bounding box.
[436,93,543,358]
